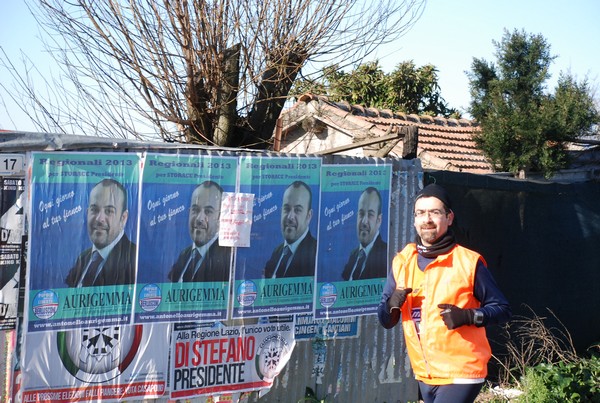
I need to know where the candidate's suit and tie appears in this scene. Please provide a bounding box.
[168,242,231,283]
[263,232,317,278]
[65,235,137,287]
[342,234,388,280]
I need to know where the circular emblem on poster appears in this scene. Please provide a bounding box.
[139,283,162,312]
[255,334,291,381]
[57,325,143,383]
[32,289,59,319]
[319,282,337,308]
[237,280,257,306]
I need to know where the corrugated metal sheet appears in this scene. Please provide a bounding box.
[254,315,417,403]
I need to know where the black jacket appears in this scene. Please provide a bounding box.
[168,242,231,283]
[65,235,137,287]
[342,234,388,280]
[263,232,317,278]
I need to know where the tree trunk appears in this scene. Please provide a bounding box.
[243,45,307,148]
[214,44,241,147]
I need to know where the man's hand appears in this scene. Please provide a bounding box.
[438,304,475,329]
[388,288,413,313]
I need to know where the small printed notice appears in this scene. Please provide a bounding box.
[0,154,25,176]
[219,192,254,247]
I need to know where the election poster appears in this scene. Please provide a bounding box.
[315,164,392,319]
[26,152,141,332]
[232,156,321,318]
[294,314,359,341]
[0,177,25,329]
[20,323,169,402]
[170,317,295,399]
[135,153,238,324]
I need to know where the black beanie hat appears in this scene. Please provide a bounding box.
[415,184,452,210]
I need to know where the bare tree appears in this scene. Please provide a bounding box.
[1,0,426,147]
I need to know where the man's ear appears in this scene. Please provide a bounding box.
[447,210,454,226]
[120,210,129,229]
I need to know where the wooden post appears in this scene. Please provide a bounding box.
[402,126,418,159]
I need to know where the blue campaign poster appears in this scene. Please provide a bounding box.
[135,153,237,324]
[232,156,321,318]
[315,164,392,319]
[27,152,141,332]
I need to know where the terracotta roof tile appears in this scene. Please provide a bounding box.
[279,94,492,173]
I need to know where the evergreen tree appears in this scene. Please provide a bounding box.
[468,29,598,177]
[294,60,457,117]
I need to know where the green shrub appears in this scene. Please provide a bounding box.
[518,356,600,402]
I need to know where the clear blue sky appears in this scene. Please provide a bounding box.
[374,0,600,115]
[1,0,599,130]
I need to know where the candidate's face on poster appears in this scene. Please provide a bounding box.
[356,190,382,247]
[189,184,222,247]
[87,183,128,249]
[281,185,312,244]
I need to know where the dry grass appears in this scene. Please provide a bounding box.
[492,305,579,388]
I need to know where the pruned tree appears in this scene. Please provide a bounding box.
[468,29,599,178]
[1,0,426,147]
[294,59,458,117]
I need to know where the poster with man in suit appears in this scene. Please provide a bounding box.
[262,181,317,279]
[27,152,141,332]
[135,153,237,324]
[167,181,231,283]
[232,156,321,319]
[315,164,391,319]
[64,178,136,288]
[341,187,388,281]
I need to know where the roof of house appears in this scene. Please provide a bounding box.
[276,93,492,173]
[276,94,600,180]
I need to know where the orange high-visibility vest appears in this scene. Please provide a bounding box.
[392,244,491,384]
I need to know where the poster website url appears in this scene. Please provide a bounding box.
[138,311,222,321]
[31,316,126,330]
[240,304,309,315]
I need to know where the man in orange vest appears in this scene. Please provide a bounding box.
[378,183,511,403]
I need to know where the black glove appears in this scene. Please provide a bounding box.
[438,304,474,329]
[388,288,412,312]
